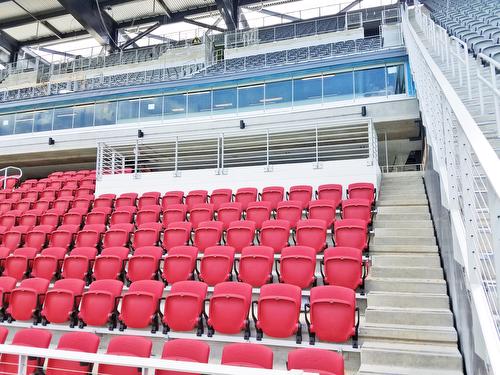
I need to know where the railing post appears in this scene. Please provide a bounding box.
[17,354,27,375]
[455,42,463,87]
[487,181,500,308]
[96,143,101,181]
[111,151,116,175]
[134,140,139,179]
[314,126,320,169]
[221,133,225,174]
[174,137,180,177]
[490,62,500,138]
[216,136,221,175]
[464,42,472,100]
[478,66,485,115]
[264,130,271,172]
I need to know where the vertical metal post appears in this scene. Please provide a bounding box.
[464,43,472,100]
[265,129,270,172]
[3,168,7,189]
[174,137,179,177]
[490,63,500,137]
[221,133,225,173]
[456,42,463,87]
[216,136,220,175]
[134,140,139,178]
[384,131,389,173]
[314,126,319,168]
[121,157,125,174]
[96,143,101,181]
[17,354,27,375]
[111,151,116,175]
[478,67,485,115]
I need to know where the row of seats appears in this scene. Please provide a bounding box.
[0,242,367,289]
[0,278,359,345]
[0,328,344,375]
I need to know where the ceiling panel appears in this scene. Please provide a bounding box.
[15,0,64,13]
[105,0,164,22]
[167,0,216,13]
[0,2,27,20]
[46,14,84,33]
[4,22,54,41]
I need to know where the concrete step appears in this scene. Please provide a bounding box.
[368,291,450,309]
[372,254,440,267]
[365,307,454,327]
[377,206,429,214]
[373,220,433,228]
[366,277,447,294]
[374,213,431,221]
[369,244,439,254]
[374,227,435,237]
[358,364,463,375]
[372,235,436,246]
[360,342,463,371]
[370,266,443,279]
[361,323,458,345]
[381,172,423,178]
[377,197,429,206]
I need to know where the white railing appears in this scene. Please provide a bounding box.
[477,54,500,137]
[404,4,500,373]
[96,118,376,180]
[0,166,22,189]
[0,344,317,375]
[380,164,423,173]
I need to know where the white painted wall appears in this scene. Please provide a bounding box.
[225,28,366,59]
[96,159,381,198]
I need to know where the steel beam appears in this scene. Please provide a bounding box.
[120,23,160,49]
[216,0,239,30]
[0,31,19,59]
[183,18,226,33]
[243,5,300,22]
[339,0,365,14]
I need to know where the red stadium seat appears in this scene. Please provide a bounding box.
[115,196,136,208]
[46,332,100,375]
[236,246,274,287]
[162,191,184,208]
[0,329,52,375]
[342,198,372,224]
[132,228,160,249]
[193,221,223,252]
[62,247,98,281]
[207,281,252,338]
[3,247,39,281]
[1,230,23,252]
[259,219,290,253]
[103,228,129,248]
[41,278,85,325]
[126,246,163,283]
[348,182,375,206]
[287,348,344,375]
[78,279,124,328]
[163,221,192,250]
[110,222,134,234]
[260,186,285,210]
[198,246,235,286]
[276,200,303,228]
[0,326,7,344]
[288,185,312,209]
[163,204,188,228]
[94,196,114,209]
[162,245,198,284]
[216,202,242,230]
[0,214,17,231]
[334,219,368,251]
[158,339,210,375]
[277,246,317,288]
[18,213,39,228]
[93,247,129,281]
[162,280,208,334]
[210,188,232,209]
[221,343,273,369]
[62,212,84,226]
[234,187,258,210]
[189,203,214,228]
[322,247,367,291]
[6,278,50,323]
[23,230,47,252]
[118,280,164,332]
[245,201,272,229]
[138,192,161,209]
[98,336,152,375]
[48,229,73,250]
[0,276,17,313]
[225,220,256,252]
[31,247,67,280]
[295,219,328,252]
[86,211,108,225]
[308,200,337,228]
[75,229,100,248]
[305,285,359,346]
[254,283,302,342]
[110,210,134,225]
[185,190,208,210]
[316,184,343,207]
[136,208,161,226]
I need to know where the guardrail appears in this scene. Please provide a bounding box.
[380,163,422,173]
[96,118,377,180]
[404,3,500,373]
[0,344,318,375]
[0,166,22,189]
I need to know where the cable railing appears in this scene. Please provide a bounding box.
[404,3,500,373]
[0,166,22,189]
[96,118,376,180]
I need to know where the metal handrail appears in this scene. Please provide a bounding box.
[477,53,500,137]
[0,166,22,189]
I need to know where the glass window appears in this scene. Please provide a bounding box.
[293,76,322,104]
[264,80,292,108]
[386,64,406,95]
[238,85,264,111]
[14,112,34,134]
[354,67,386,98]
[140,96,163,120]
[164,94,187,118]
[213,88,237,113]
[323,71,354,101]
[118,99,139,123]
[34,110,53,132]
[73,105,94,128]
[0,114,14,136]
[95,101,117,126]
[53,107,74,130]
[187,91,211,116]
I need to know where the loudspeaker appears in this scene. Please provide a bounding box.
[239,120,245,129]
[361,106,367,117]
[48,137,55,145]
[138,129,144,138]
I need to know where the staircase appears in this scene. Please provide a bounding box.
[410,9,500,157]
[358,172,463,375]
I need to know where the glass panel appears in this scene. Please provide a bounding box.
[34,110,53,132]
[213,88,237,113]
[354,67,386,98]
[264,80,292,108]
[238,85,264,111]
[118,99,139,123]
[164,94,187,118]
[95,101,117,126]
[73,105,95,128]
[140,96,163,120]
[14,112,34,134]
[293,76,322,104]
[0,114,15,136]
[323,71,354,101]
[187,91,211,116]
[53,107,74,130]
[386,64,406,95]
